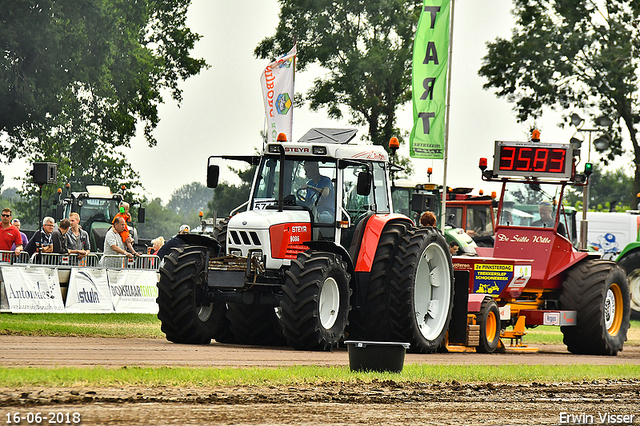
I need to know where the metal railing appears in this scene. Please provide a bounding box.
[30,253,101,267]
[0,250,158,271]
[100,254,160,271]
[0,250,30,264]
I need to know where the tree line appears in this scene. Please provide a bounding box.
[3,0,640,226]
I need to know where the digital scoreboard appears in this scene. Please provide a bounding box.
[492,141,573,179]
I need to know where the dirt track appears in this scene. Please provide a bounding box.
[2,335,640,367]
[1,336,640,425]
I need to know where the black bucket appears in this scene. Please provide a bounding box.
[344,341,410,373]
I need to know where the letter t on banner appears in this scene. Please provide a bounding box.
[410,1,451,159]
[260,45,297,143]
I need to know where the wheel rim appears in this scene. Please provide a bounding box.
[627,269,640,313]
[414,242,452,340]
[197,304,213,322]
[485,310,497,341]
[604,283,623,335]
[319,277,340,329]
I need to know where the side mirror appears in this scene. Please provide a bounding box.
[356,172,372,196]
[138,207,146,223]
[207,164,220,188]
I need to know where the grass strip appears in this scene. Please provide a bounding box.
[1,364,639,387]
[0,313,163,338]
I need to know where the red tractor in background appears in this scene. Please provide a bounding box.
[445,189,497,248]
[448,134,630,355]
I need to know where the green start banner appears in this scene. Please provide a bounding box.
[410,1,450,159]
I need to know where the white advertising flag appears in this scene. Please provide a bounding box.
[1,266,65,313]
[107,269,159,314]
[65,268,113,312]
[261,44,296,143]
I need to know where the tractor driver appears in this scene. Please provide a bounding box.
[302,161,335,223]
[531,201,566,237]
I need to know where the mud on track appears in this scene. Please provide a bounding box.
[1,336,640,425]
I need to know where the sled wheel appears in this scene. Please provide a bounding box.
[389,227,454,353]
[477,297,500,353]
[346,221,410,340]
[226,303,287,346]
[157,245,222,344]
[560,259,630,355]
[617,251,640,320]
[280,250,351,351]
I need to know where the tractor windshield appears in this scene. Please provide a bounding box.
[499,182,569,237]
[252,157,337,224]
[64,198,121,228]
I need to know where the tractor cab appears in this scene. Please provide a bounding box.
[206,128,395,269]
[56,185,146,252]
[390,179,481,255]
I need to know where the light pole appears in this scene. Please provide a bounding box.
[570,113,612,250]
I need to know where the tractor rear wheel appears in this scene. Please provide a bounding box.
[157,246,222,344]
[226,303,287,346]
[617,251,640,320]
[346,221,410,340]
[388,227,454,353]
[560,259,630,355]
[280,250,351,351]
[477,297,500,353]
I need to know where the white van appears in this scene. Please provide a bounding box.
[586,211,640,259]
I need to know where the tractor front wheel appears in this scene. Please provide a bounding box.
[389,227,454,353]
[280,251,351,351]
[560,259,630,355]
[157,246,222,344]
[477,297,500,353]
[212,217,229,256]
[617,251,640,320]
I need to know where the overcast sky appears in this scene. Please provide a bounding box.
[3,0,630,203]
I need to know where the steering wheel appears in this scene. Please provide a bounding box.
[296,186,322,203]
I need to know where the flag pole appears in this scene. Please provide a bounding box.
[292,37,296,142]
[440,0,455,233]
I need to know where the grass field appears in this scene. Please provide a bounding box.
[0,313,164,338]
[1,364,640,387]
[1,313,638,345]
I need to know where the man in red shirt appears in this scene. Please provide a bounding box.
[0,208,24,257]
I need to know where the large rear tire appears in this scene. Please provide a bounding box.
[388,227,454,353]
[346,221,410,340]
[226,303,287,346]
[617,251,640,320]
[157,246,222,344]
[560,259,630,355]
[280,251,351,351]
[477,297,500,353]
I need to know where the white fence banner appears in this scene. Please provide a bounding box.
[107,269,159,314]
[65,268,113,312]
[1,266,65,313]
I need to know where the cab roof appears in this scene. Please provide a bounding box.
[264,128,389,162]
